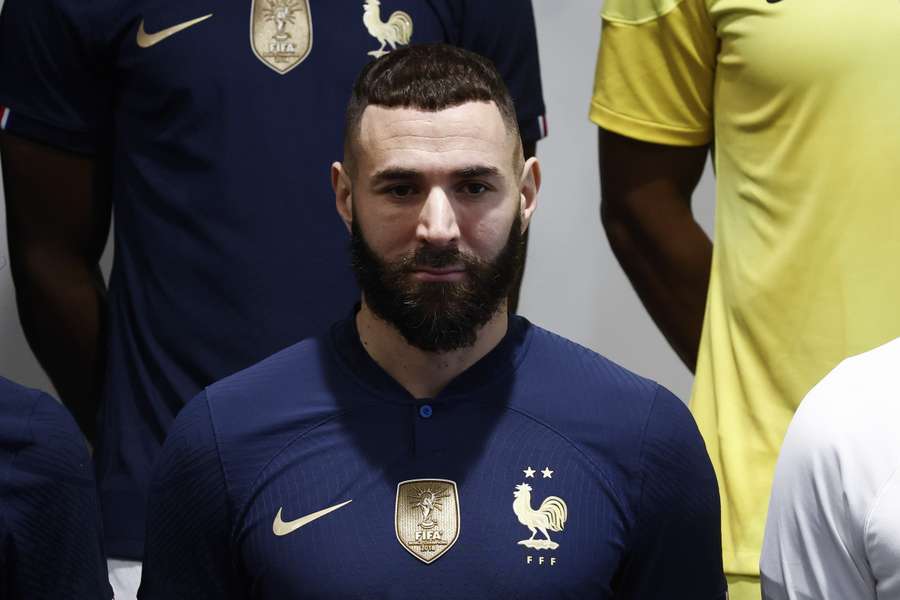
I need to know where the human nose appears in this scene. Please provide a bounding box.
[416,186,460,246]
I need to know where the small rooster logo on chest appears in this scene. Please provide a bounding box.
[513,482,568,551]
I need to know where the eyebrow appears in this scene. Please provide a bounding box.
[371,168,421,185]
[454,166,501,179]
[370,165,501,185]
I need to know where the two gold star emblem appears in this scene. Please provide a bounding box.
[522,466,553,479]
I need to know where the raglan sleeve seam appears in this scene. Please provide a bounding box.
[628,384,662,546]
[202,389,238,544]
[863,463,900,574]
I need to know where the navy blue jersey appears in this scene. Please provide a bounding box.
[0,377,111,600]
[0,0,546,559]
[139,316,726,599]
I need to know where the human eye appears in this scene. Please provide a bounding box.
[458,182,491,197]
[386,184,418,199]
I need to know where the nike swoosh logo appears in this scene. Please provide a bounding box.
[272,499,353,537]
[137,14,213,48]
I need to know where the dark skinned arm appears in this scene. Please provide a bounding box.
[507,138,536,314]
[598,128,711,372]
[1,133,111,442]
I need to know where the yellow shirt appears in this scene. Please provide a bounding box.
[591,0,900,578]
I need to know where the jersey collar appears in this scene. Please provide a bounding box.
[329,306,533,405]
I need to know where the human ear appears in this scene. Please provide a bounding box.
[518,157,541,232]
[332,162,353,233]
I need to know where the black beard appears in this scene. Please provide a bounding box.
[350,212,524,353]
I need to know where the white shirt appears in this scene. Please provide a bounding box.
[761,338,900,599]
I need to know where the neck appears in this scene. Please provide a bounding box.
[356,300,509,399]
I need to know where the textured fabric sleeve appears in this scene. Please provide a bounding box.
[458,0,547,142]
[590,0,716,146]
[866,473,900,599]
[3,391,111,600]
[138,391,246,600]
[760,375,876,600]
[0,0,114,153]
[616,385,726,599]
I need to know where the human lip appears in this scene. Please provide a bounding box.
[411,267,466,282]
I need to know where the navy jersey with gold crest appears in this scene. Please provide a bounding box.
[139,316,726,599]
[0,377,112,600]
[0,0,545,560]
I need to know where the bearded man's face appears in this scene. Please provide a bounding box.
[351,212,524,352]
[331,101,539,352]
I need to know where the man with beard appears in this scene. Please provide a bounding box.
[138,45,725,599]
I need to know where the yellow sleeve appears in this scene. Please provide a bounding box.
[590,0,717,147]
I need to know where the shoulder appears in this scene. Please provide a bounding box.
[196,334,348,503]
[0,378,90,481]
[0,379,109,600]
[762,340,900,596]
[513,323,693,468]
[783,338,900,470]
[0,377,43,445]
[518,323,666,414]
[0,376,48,417]
[205,334,342,426]
[772,338,900,542]
[209,335,330,394]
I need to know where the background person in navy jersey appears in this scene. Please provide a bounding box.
[139,45,725,599]
[0,0,544,595]
[0,376,111,600]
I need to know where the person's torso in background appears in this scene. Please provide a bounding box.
[591,0,900,579]
[693,0,900,577]
[0,0,544,558]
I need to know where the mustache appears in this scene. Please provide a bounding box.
[399,245,479,271]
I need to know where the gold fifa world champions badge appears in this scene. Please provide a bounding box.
[250,0,312,74]
[395,479,460,564]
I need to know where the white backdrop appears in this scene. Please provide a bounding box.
[0,0,716,402]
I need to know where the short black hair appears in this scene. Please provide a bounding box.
[343,44,520,163]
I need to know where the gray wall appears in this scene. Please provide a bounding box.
[520,1,716,401]
[0,0,716,402]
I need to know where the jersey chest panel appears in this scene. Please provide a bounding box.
[230,408,626,598]
[114,1,451,122]
[106,1,454,222]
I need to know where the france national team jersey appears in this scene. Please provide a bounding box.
[139,316,726,599]
[0,377,111,600]
[0,0,545,559]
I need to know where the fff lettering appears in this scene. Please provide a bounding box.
[526,555,557,566]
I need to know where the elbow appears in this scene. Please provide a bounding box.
[6,244,41,290]
[7,244,54,286]
[599,196,617,231]
[7,243,97,294]
[599,195,634,252]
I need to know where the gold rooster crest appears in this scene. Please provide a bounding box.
[395,479,460,564]
[513,483,568,550]
[250,0,312,73]
[363,0,413,58]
